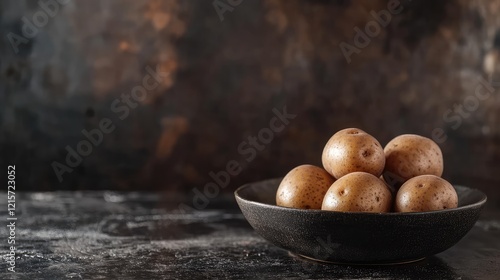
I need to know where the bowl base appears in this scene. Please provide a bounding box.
[294,253,426,266]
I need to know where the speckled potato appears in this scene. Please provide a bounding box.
[395,175,458,212]
[383,134,443,188]
[321,172,392,213]
[322,128,385,179]
[276,165,335,209]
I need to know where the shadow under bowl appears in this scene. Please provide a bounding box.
[235,178,487,264]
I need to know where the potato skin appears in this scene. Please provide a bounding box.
[276,165,335,209]
[395,175,458,212]
[321,172,392,213]
[322,128,385,179]
[383,134,443,188]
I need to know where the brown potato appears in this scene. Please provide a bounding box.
[395,175,458,212]
[276,165,335,209]
[322,128,385,179]
[383,134,443,188]
[321,172,392,213]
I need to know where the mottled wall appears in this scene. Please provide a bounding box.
[1,0,499,201]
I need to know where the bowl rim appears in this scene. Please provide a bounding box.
[234,178,488,216]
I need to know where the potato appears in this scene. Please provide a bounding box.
[383,134,443,188]
[395,175,458,212]
[322,128,385,179]
[276,165,335,209]
[321,172,392,213]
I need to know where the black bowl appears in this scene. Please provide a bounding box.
[235,178,487,264]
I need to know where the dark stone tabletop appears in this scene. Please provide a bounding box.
[1,191,499,280]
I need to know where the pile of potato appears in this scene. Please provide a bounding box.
[276,128,458,213]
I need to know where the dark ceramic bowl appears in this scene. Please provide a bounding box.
[235,178,487,264]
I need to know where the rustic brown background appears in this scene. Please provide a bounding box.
[1,0,499,204]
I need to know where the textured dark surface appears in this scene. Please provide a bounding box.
[235,178,487,264]
[1,0,500,200]
[1,191,499,279]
